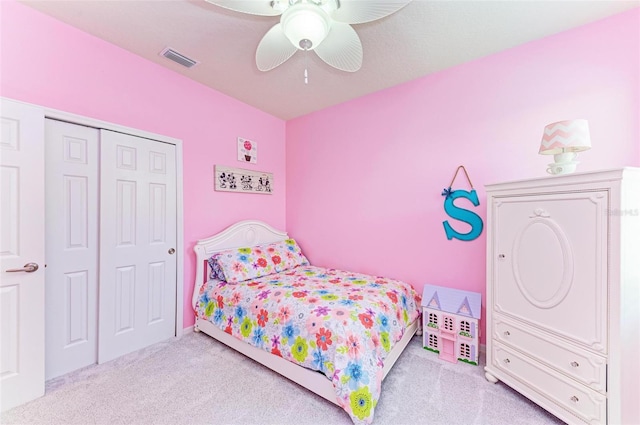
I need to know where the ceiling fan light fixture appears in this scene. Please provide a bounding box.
[281,3,331,50]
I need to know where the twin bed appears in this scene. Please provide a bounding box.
[192,220,421,424]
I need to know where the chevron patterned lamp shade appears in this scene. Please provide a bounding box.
[539,119,591,175]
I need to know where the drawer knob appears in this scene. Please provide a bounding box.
[504,331,510,337]
[571,396,579,403]
[498,254,506,259]
[571,361,579,368]
[503,358,510,364]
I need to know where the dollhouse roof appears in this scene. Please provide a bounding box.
[422,284,482,320]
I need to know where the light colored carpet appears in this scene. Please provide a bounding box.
[2,332,564,425]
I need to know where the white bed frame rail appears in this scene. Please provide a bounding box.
[192,220,419,407]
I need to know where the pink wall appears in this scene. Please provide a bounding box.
[286,8,640,341]
[0,1,287,328]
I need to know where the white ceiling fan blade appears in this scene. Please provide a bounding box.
[204,0,282,17]
[313,22,362,72]
[331,0,412,24]
[256,23,298,71]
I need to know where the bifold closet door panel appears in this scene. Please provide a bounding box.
[44,119,99,380]
[98,130,177,363]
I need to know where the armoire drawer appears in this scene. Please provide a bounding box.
[493,342,606,425]
[494,314,607,393]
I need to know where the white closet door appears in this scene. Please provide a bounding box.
[44,119,99,379]
[0,99,45,411]
[98,130,177,363]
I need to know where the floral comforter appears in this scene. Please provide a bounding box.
[195,265,421,424]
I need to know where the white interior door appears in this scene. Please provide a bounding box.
[44,119,99,379]
[99,130,177,363]
[0,99,45,411]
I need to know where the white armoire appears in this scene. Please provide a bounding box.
[484,168,639,425]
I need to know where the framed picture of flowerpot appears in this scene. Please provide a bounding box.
[237,137,257,164]
[215,165,272,195]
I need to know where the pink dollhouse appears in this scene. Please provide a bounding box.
[421,284,481,365]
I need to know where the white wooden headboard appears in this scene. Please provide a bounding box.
[192,220,288,309]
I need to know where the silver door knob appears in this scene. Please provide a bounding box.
[168,248,175,255]
[6,262,39,273]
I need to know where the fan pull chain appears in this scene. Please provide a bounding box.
[304,48,309,85]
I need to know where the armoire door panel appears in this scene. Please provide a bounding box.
[0,98,46,412]
[45,118,99,380]
[493,191,608,353]
[99,129,177,363]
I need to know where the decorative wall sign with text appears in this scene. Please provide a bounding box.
[237,137,258,164]
[215,165,272,195]
[441,166,483,241]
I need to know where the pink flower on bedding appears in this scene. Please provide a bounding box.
[272,255,281,265]
[316,328,332,351]
[306,316,322,334]
[358,313,374,329]
[231,292,242,305]
[277,306,292,322]
[346,333,362,359]
[369,333,381,350]
[307,297,319,304]
[256,258,268,268]
[216,295,224,309]
[257,309,269,327]
[331,307,349,325]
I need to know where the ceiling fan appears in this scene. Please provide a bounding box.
[204,0,412,72]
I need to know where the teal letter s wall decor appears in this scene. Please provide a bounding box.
[443,189,483,241]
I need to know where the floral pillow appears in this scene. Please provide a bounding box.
[264,239,309,272]
[207,254,226,281]
[215,246,276,283]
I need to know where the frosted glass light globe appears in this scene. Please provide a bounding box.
[281,3,331,50]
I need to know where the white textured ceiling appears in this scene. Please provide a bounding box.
[22,0,639,120]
